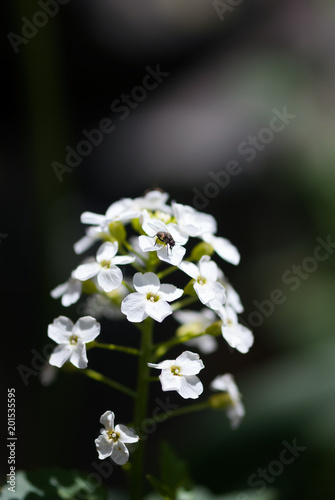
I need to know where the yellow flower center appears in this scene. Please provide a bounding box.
[100,260,111,269]
[197,276,206,286]
[147,293,160,302]
[171,365,181,376]
[70,335,78,345]
[107,430,120,442]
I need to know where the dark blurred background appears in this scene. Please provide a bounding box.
[1,0,335,498]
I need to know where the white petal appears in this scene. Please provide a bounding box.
[73,316,101,342]
[145,299,172,322]
[157,244,186,266]
[50,282,68,299]
[116,424,139,444]
[111,440,129,465]
[178,375,203,399]
[194,282,216,305]
[221,324,254,354]
[178,261,199,280]
[61,280,82,307]
[212,235,240,265]
[121,293,147,322]
[175,351,204,375]
[166,223,189,245]
[159,370,182,392]
[49,344,73,368]
[186,335,218,355]
[97,267,123,292]
[199,256,218,281]
[138,235,157,252]
[96,241,118,263]
[113,255,135,266]
[133,272,160,293]
[226,284,244,313]
[95,435,113,460]
[148,359,174,370]
[48,316,73,343]
[158,284,184,302]
[72,262,101,281]
[143,218,167,235]
[70,340,88,369]
[100,410,115,430]
[81,211,106,225]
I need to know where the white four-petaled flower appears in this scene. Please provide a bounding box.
[50,277,82,307]
[72,241,135,293]
[210,373,245,429]
[121,272,183,323]
[218,306,254,354]
[138,216,187,266]
[95,411,139,464]
[48,316,100,369]
[148,351,204,399]
[179,256,226,308]
[174,308,218,354]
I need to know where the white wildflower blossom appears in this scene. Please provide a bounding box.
[72,241,135,293]
[210,373,245,429]
[95,411,139,464]
[50,277,82,307]
[121,272,183,323]
[48,316,100,369]
[174,309,218,354]
[218,306,254,354]
[139,216,187,266]
[148,351,204,399]
[179,256,226,307]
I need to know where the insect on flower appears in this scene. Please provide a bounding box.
[155,231,175,252]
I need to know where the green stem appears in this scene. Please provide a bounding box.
[130,318,154,500]
[152,330,206,360]
[81,368,135,398]
[152,401,211,422]
[171,296,198,312]
[156,265,178,280]
[89,342,140,356]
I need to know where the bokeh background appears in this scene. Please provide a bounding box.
[2,0,335,498]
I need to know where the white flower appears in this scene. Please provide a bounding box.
[131,189,171,213]
[202,232,240,266]
[179,256,226,307]
[210,374,245,429]
[174,309,218,354]
[95,411,139,464]
[148,351,204,399]
[72,241,135,293]
[73,226,110,255]
[48,316,100,369]
[83,294,124,320]
[172,202,217,238]
[50,277,82,307]
[225,282,244,313]
[218,306,253,354]
[138,216,187,266]
[80,198,136,230]
[121,272,183,323]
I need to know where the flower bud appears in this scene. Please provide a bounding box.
[108,221,126,243]
[189,242,214,262]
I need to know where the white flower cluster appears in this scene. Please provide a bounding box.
[47,189,253,464]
